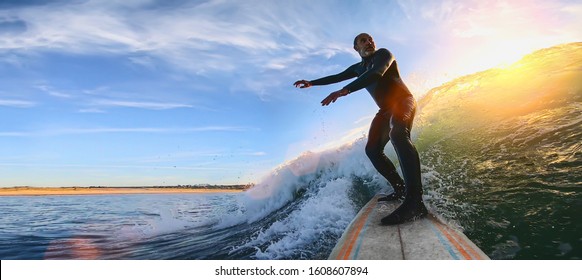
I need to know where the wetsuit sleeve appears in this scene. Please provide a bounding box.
[343,48,394,93]
[309,64,358,86]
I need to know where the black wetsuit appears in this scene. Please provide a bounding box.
[310,48,425,223]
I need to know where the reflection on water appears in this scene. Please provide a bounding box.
[0,193,240,259]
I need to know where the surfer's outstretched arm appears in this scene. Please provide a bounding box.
[294,64,358,89]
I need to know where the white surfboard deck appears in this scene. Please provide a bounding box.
[328,194,489,260]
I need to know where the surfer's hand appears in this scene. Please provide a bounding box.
[321,88,349,106]
[293,80,312,89]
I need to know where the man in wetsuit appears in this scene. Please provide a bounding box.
[293,33,427,225]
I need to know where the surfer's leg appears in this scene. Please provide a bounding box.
[381,97,427,225]
[366,110,406,201]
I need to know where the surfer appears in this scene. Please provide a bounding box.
[294,33,427,225]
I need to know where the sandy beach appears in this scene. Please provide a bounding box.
[0,186,245,196]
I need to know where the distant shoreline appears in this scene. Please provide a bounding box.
[0,186,248,196]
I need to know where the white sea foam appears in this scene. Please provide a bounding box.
[116,119,450,259]
[249,178,357,259]
[215,137,384,228]
[211,136,400,258]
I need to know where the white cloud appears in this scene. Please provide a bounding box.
[0,131,30,137]
[0,99,35,108]
[0,0,353,72]
[354,115,373,125]
[78,108,106,113]
[0,0,373,104]
[35,85,72,98]
[127,55,156,70]
[396,0,582,41]
[0,126,257,137]
[93,99,192,110]
[2,0,580,101]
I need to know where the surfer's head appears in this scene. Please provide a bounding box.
[353,33,375,58]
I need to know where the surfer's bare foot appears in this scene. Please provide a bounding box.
[380,201,428,225]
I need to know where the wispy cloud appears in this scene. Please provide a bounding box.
[0,126,258,137]
[29,82,217,112]
[354,115,373,125]
[92,99,192,110]
[127,55,157,70]
[0,99,35,108]
[0,1,354,76]
[4,0,580,81]
[412,1,582,46]
[2,2,279,59]
[0,131,30,137]
[35,85,72,98]
[78,108,106,113]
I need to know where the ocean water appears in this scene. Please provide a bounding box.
[0,146,378,260]
[1,43,580,260]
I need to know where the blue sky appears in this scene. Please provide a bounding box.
[1,0,580,187]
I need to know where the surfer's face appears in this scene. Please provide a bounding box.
[354,34,375,58]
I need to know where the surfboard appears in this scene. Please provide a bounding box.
[328,194,489,260]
